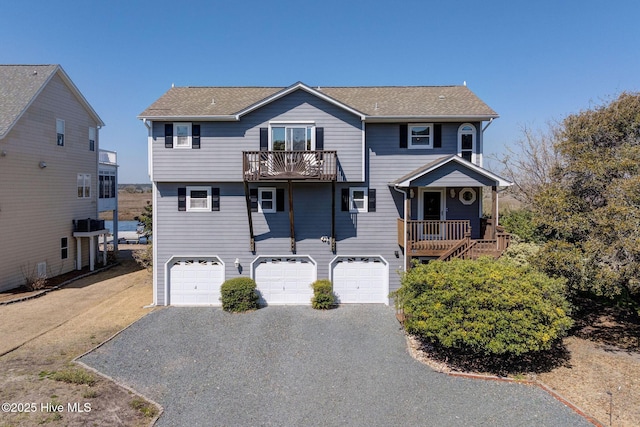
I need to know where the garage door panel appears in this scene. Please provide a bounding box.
[332,257,388,304]
[169,257,224,306]
[253,257,316,305]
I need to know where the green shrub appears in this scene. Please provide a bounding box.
[311,279,336,309]
[501,241,542,267]
[49,369,96,386]
[220,277,259,312]
[395,258,573,356]
[533,240,588,297]
[500,209,545,243]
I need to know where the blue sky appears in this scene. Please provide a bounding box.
[2,0,639,183]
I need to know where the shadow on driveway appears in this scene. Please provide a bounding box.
[80,306,593,427]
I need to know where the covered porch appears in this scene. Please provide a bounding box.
[391,156,512,266]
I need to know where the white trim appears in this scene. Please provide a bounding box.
[458,123,477,164]
[361,121,366,182]
[236,82,366,120]
[268,123,315,151]
[173,122,192,149]
[329,255,389,305]
[152,182,158,305]
[349,187,368,213]
[459,187,477,205]
[418,188,446,221]
[408,123,433,149]
[258,187,276,213]
[186,186,211,212]
[250,255,317,281]
[164,255,225,306]
[393,155,512,187]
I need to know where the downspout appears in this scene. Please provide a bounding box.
[393,185,408,272]
[142,119,153,181]
[480,118,494,168]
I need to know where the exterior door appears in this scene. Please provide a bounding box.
[421,190,443,237]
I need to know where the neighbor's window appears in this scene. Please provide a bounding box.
[349,187,368,213]
[77,174,91,198]
[186,186,211,211]
[89,127,96,151]
[270,124,314,151]
[174,123,192,148]
[458,123,476,163]
[61,237,68,259]
[99,171,116,198]
[408,123,433,149]
[258,187,276,213]
[56,119,65,146]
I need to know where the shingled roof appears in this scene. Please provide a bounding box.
[138,82,498,121]
[0,65,104,139]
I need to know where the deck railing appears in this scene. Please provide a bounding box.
[243,150,337,181]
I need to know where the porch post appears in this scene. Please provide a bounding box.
[404,190,411,270]
[103,233,108,266]
[89,236,95,271]
[491,185,498,239]
[288,180,296,253]
[331,180,336,252]
[76,237,82,270]
[243,180,255,252]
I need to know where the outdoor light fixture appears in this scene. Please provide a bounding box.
[450,188,456,198]
[39,161,47,169]
[234,258,240,268]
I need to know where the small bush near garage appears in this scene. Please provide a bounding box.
[220,277,259,312]
[311,279,336,309]
[395,258,573,357]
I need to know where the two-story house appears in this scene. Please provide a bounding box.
[0,65,108,292]
[139,82,511,306]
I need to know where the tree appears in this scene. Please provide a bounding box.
[136,201,152,238]
[492,124,562,206]
[534,93,640,302]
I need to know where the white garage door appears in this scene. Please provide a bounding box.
[169,257,224,306]
[253,256,316,305]
[331,256,388,304]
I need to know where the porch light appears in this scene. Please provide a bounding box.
[450,188,456,198]
[234,258,241,268]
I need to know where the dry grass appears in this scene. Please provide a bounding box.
[100,191,151,221]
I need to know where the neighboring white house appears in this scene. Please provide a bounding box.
[98,149,119,250]
[0,64,109,292]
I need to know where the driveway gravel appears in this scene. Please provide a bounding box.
[80,305,593,427]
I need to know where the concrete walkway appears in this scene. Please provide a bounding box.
[81,306,594,427]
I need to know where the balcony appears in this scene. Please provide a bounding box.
[243,150,337,181]
[397,219,510,260]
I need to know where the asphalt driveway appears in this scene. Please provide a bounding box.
[80,306,593,427]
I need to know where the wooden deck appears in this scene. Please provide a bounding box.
[397,219,510,260]
[243,150,337,181]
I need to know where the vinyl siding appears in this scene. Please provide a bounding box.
[0,73,99,291]
[151,90,363,182]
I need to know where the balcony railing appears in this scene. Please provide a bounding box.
[243,150,337,181]
[99,149,117,165]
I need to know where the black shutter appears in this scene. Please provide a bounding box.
[341,188,349,211]
[368,188,376,212]
[315,127,324,150]
[211,187,220,211]
[192,124,201,149]
[434,124,442,148]
[276,188,285,211]
[165,124,173,148]
[399,124,407,148]
[178,187,186,211]
[250,189,258,212]
[259,128,268,151]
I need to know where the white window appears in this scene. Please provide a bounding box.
[458,123,476,163]
[89,127,96,151]
[186,186,211,211]
[56,119,65,146]
[270,124,314,151]
[408,123,433,149]
[349,187,368,213]
[174,123,192,148]
[77,174,91,198]
[61,237,68,260]
[99,171,116,199]
[258,187,276,213]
